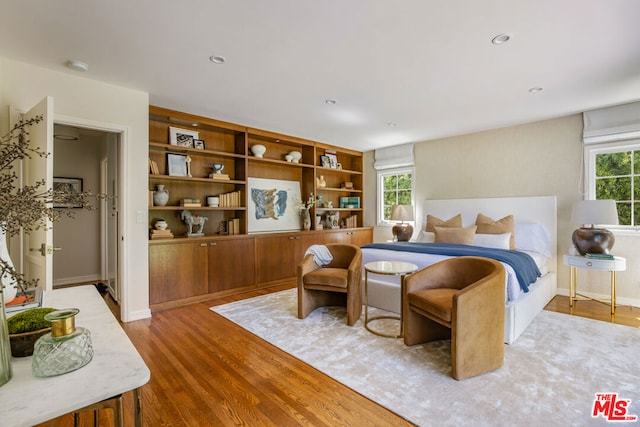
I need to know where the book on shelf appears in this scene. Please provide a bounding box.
[226,218,240,235]
[148,158,159,175]
[6,288,43,314]
[210,173,230,180]
[150,228,174,239]
[585,253,615,260]
[180,198,201,208]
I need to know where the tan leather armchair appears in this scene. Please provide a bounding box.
[403,256,505,380]
[297,244,362,326]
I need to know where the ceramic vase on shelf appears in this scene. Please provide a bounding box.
[302,209,311,231]
[0,224,18,304]
[316,175,326,188]
[153,185,169,207]
[251,144,266,158]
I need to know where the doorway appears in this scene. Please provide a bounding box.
[52,124,121,305]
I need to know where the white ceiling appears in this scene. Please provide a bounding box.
[2,1,640,152]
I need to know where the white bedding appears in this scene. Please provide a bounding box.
[362,246,548,306]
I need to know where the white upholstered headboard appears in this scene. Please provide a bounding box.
[422,196,557,272]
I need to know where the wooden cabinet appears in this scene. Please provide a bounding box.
[149,105,372,310]
[324,228,373,246]
[208,237,255,293]
[149,241,208,305]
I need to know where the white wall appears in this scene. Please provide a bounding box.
[364,114,640,306]
[0,57,150,321]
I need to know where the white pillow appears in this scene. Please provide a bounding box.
[473,233,511,250]
[417,231,435,243]
[515,223,551,257]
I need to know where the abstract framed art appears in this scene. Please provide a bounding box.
[247,177,302,233]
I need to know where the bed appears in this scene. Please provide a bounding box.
[362,196,557,344]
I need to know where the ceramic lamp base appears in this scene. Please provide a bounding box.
[571,227,615,256]
[392,223,413,242]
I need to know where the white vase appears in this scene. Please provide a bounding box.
[0,225,18,304]
[251,144,266,158]
[153,185,169,207]
[289,151,302,163]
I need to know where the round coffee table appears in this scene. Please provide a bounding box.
[364,261,418,338]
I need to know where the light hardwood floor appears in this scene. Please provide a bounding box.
[36,285,640,427]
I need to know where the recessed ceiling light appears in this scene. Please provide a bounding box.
[529,87,543,93]
[491,33,511,44]
[325,99,337,105]
[209,55,226,64]
[66,60,89,72]
[387,122,399,127]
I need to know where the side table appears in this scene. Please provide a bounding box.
[364,261,418,338]
[563,254,626,315]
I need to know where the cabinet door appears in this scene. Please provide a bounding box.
[149,242,208,304]
[208,238,256,293]
[350,229,373,247]
[255,235,296,284]
[323,230,351,244]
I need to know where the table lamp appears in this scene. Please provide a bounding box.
[570,199,618,255]
[391,204,414,242]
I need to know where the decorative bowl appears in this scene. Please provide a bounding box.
[211,163,224,174]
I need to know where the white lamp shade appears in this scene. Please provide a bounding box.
[390,204,414,222]
[570,200,619,226]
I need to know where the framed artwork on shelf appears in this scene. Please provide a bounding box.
[193,139,205,150]
[169,126,199,148]
[325,152,338,168]
[247,177,302,233]
[167,153,188,176]
[320,155,331,168]
[53,177,83,208]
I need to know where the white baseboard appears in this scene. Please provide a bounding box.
[123,308,152,322]
[53,274,103,287]
[556,287,640,309]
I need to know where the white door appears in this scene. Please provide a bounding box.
[21,97,55,290]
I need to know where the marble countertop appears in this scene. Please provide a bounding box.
[0,286,150,426]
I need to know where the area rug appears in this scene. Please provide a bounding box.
[211,289,640,426]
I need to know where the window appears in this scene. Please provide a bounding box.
[378,168,414,225]
[586,141,640,227]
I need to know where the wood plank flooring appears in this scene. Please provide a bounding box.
[35,286,639,427]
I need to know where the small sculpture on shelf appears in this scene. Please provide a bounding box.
[326,211,340,229]
[181,210,207,237]
[297,193,315,231]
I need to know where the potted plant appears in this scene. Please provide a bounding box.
[7,307,58,357]
[0,117,103,385]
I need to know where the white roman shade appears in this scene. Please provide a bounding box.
[583,101,640,144]
[374,143,414,170]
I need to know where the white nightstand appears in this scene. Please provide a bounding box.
[563,254,626,315]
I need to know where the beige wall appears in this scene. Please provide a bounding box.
[364,115,640,306]
[0,57,150,321]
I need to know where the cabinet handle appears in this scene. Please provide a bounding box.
[200,243,207,247]
[289,236,295,240]
[209,242,217,246]
[587,261,592,267]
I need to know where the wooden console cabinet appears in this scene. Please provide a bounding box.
[148,106,372,310]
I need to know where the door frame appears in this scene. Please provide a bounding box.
[55,114,129,320]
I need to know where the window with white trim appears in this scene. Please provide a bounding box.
[586,140,640,228]
[377,168,414,225]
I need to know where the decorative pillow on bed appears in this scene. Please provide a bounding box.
[515,222,551,257]
[475,213,515,249]
[434,225,477,245]
[425,214,462,232]
[473,233,511,250]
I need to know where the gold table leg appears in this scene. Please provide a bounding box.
[569,266,576,308]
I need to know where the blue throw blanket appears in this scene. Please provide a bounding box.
[362,242,541,292]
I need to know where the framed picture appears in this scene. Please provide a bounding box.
[53,177,83,208]
[167,153,188,176]
[193,139,205,150]
[320,155,331,168]
[247,177,302,233]
[325,153,338,169]
[169,126,199,148]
